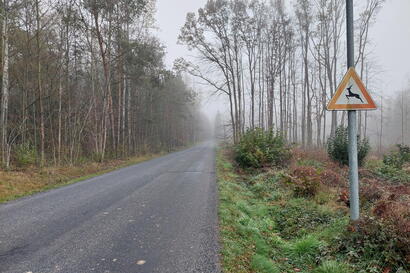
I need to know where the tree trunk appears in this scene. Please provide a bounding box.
[1,0,10,168]
[36,0,45,166]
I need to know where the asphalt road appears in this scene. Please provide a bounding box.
[0,142,220,273]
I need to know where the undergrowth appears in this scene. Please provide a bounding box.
[217,147,409,273]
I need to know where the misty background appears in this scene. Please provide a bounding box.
[155,0,410,149]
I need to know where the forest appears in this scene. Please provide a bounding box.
[0,0,409,272]
[179,1,409,272]
[1,0,408,168]
[178,0,409,149]
[0,0,207,169]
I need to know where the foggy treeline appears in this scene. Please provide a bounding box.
[178,0,396,147]
[369,88,410,151]
[0,0,207,168]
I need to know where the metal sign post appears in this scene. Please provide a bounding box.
[346,0,360,221]
[328,0,377,222]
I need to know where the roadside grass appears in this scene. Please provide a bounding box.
[217,149,352,273]
[218,145,410,273]
[0,153,163,203]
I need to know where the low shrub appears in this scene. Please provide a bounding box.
[377,164,410,183]
[234,128,291,169]
[383,144,410,169]
[373,200,410,243]
[337,203,410,272]
[326,126,370,167]
[398,144,410,162]
[283,166,321,197]
[360,179,384,204]
[14,143,37,167]
[319,169,343,187]
[383,152,404,169]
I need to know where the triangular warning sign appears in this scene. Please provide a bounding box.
[327,68,377,111]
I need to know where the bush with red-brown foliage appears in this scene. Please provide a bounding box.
[285,166,321,197]
[289,147,410,270]
[374,199,409,267]
[319,169,344,187]
[373,197,410,238]
[360,178,385,204]
[338,213,409,271]
[386,184,410,196]
[336,192,410,270]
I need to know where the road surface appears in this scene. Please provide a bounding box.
[0,142,220,273]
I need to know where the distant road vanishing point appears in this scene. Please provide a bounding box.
[0,142,220,273]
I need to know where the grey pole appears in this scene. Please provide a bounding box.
[346,0,360,221]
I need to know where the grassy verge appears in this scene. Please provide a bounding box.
[217,148,409,273]
[0,153,164,203]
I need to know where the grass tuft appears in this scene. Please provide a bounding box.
[313,260,352,273]
[251,254,281,273]
[285,235,323,263]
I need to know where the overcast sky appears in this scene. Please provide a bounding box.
[154,0,207,69]
[371,0,410,93]
[154,0,410,116]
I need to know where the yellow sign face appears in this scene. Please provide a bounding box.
[327,68,377,111]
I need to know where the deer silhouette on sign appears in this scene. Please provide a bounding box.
[345,85,364,103]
